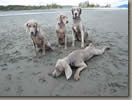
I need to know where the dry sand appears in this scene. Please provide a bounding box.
[0,8,128,96]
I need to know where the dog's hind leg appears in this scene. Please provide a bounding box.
[46,41,53,51]
[93,46,110,55]
[42,42,46,56]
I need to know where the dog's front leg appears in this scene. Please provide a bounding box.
[72,29,75,47]
[64,34,67,49]
[57,36,62,48]
[33,42,38,57]
[42,42,46,56]
[93,46,110,55]
[56,36,60,47]
[80,25,85,48]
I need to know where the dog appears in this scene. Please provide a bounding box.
[71,7,88,48]
[25,19,53,57]
[52,43,110,80]
[56,15,69,49]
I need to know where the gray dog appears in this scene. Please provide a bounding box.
[52,43,110,80]
[25,19,53,57]
[56,14,68,49]
[72,7,88,48]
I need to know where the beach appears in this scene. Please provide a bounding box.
[0,8,128,96]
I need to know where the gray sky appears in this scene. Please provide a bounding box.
[0,0,128,7]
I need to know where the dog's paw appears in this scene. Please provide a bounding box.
[72,43,75,47]
[74,74,80,81]
[81,45,84,48]
[65,47,67,50]
[81,43,84,48]
[33,55,38,59]
[105,46,111,50]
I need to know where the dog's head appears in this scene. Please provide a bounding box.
[52,59,72,80]
[72,7,81,19]
[57,15,68,25]
[24,19,39,36]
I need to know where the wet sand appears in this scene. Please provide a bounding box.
[0,8,128,96]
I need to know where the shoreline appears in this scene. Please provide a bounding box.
[0,8,128,17]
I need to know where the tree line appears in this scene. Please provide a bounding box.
[0,1,111,11]
[0,4,63,11]
[79,1,111,8]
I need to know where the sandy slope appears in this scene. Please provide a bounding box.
[0,9,128,96]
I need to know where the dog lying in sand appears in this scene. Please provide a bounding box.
[25,19,53,57]
[56,15,69,49]
[71,7,88,48]
[52,43,110,80]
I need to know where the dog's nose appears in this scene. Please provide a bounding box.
[66,21,68,23]
[75,13,77,16]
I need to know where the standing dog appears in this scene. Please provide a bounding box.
[25,19,52,57]
[52,43,110,80]
[72,7,88,48]
[56,15,68,49]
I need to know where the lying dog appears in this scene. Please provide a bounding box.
[56,15,68,49]
[25,19,53,57]
[72,7,88,48]
[52,43,110,80]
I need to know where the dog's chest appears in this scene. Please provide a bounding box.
[56,30,65,38]
[56,28,65,34]
[73,26,80,33]
[32,36,43,47]
[58,33,65,44]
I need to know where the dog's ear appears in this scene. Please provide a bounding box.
[60,15,63,22]
[24,22,29,27]
[57,15,61,24]
[24,22,29,32]
[64,62,72,80]
[35,21,38,27]
[57,15,63,24]
[35,21,40,32]
[79,7,81,15]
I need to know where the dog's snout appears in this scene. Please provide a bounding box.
[66,21,69,23]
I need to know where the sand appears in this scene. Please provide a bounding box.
[0,8,128,96]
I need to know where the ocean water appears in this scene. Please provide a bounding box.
[0,8,128,17]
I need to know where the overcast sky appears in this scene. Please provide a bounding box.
[0,0,128,7]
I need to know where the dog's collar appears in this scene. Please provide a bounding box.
[68,56,72,66]
[34,30,38,36]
